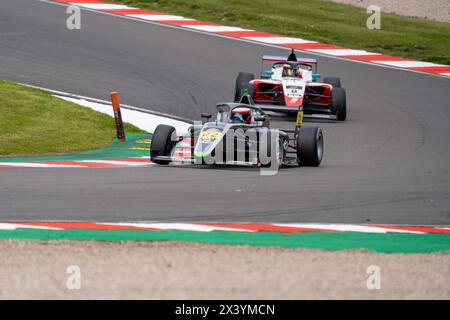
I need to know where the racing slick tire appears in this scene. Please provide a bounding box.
[234,72,255,102]
[323,77,341,88]
[331,88,347,121]
[150,124,175,165]
[297,126,323,167]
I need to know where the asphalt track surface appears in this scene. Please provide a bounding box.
[1,0,450,224]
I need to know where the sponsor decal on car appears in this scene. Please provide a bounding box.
[200,129,221,142]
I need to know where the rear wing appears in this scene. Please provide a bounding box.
[262,54,318,65]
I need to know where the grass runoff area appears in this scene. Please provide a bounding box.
[0,79,143,157]
[113,0,450,65]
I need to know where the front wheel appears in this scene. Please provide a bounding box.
[150,124,176,165]
[323,77,341,88]
[234,72,255,102]
[331,88,347,121]
[297,126,323,167]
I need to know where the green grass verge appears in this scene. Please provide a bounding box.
[1,229,450,253]
[0,79,144,157]
[112,0,450,65]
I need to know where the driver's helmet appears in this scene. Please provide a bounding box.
[295,66,303,78]
[282,64,294,77]
[230,107,252,124]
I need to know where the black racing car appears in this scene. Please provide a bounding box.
[150,101,324,169]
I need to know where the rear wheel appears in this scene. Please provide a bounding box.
[234,72,255,102]
[297,126,323,167]
[150,124,176,165]
[323,77,341,88]
[331,88,347,121]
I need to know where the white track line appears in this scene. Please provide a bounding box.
[274,223,423,234]
[106,222,253,232]
[242,37,316,44]
[69,3,131,9]
[80,160,151,166]
[184,25,253,32]
[305,49,377,56]
[374,61,445,68]
[0,223,61,230]
[55,95,191,135]
[127,14,194,21]
[0,162,83,168]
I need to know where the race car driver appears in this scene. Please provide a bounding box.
[230,107,252,124]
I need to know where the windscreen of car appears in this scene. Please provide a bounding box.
[296,63,312,71]
[216,110,230,123]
